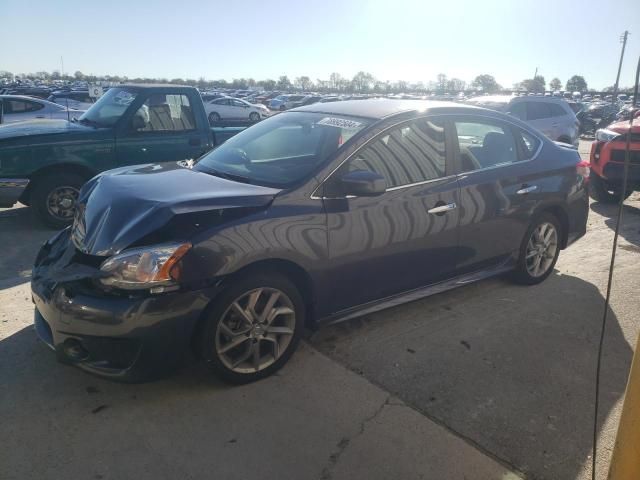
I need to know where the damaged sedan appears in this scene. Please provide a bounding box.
[32,100,589,383]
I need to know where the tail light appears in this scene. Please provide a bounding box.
[577,160,590,182]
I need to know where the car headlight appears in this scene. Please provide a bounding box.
[595,129,620,142]
[99,243,191,291]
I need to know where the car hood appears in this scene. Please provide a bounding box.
[73,162,281,256]
[607,120,640,135]
[0,118,96,141]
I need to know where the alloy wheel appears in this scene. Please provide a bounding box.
[46,186,79,221]
[525,222,558,277]
[215,288,296,374]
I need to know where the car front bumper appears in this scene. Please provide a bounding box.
[31,229,222,382]
[0,178,29,208]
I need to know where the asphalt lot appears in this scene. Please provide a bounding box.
[1,140,639,480]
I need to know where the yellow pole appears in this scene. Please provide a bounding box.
[608,333,640,480]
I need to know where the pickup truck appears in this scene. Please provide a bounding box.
[0,84,245,227]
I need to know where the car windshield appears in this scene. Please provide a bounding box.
[78,87,138,127]
[194,112,371,188]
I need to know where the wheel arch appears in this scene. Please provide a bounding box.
[20,163,96,205]
[535,203,570,249]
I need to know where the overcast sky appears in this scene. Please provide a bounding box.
[2,0,639,90]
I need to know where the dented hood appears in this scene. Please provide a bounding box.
[74,162,281,256]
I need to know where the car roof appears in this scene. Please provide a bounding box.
[118,83,197,91]
[292,98,484,120]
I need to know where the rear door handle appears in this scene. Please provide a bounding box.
[516,185,537,195]
[428,202,457,214]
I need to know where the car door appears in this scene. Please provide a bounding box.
[321,116,460,312]
[115,92,208,166]
[525,102,556,139]
[451,115,544,274]
[230,99,249,119]
[209,98,231,118]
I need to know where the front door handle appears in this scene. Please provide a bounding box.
[428,202,457,215]
[516,185,537,195]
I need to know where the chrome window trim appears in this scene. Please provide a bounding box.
[310,112,545,199]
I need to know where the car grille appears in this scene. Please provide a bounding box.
[610,149,640,165]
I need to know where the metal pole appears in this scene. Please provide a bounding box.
[607,54,640,480]
[612,31,628,103]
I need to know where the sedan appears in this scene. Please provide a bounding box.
[1,95,85,124]
[204,96,270,124]
[32,100,589,384]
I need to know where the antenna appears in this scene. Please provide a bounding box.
[65,94,70,122]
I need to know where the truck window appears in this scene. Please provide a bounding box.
[132,94,196,132]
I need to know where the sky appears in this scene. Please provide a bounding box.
[2,0,640,90]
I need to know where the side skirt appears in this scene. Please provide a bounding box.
[318,257,516,327]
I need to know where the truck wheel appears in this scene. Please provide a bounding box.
[200,272,304,384]
[511,213,562,285]
[589,171,632,204]
[249,112,260,122]
[208,112,221,125]
[32,173,85,228]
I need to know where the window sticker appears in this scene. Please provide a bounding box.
[317,117,363,130]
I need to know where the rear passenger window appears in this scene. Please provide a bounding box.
[517,129,541,159]
[527,102,552,120]
[508,102,527,120]
[454,120,519,171]
[344,118,446,188]
[132,94,195,132]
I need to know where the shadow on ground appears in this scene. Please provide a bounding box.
[0,205,53,289]
[311,271,632,480]
[590,200,640,248]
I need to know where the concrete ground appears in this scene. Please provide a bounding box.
[1,140,638,480]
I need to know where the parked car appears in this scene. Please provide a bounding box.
[47,90,95,110]
[589,120,640,203]
[466,95,580,146]
[254,91,281,105]
[31,99,589,383]
[0,85,246,226]
[0,95,84,124]
[269,94,306,111]
[204,96,270,124]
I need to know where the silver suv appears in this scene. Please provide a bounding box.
[467,95,580,146]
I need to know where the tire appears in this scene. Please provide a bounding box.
[32,173,85,228]
[249,112,260,122]
[200,272,305,384]
[279,105,286,111]
[511,213,562,285]
[208,112,221,124]
[589,171,632,204]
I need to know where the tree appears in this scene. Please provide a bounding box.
[295,76,312,91]
[566,75,587,92]
[471,74,501,93]
[352,71,374,92]
[436,73,447,92]
[74,71,84,80]
[446,78,466,92]
[521,75,546,93]
[258,79,276,90]
[549,77,562,91]
[277,75,292,90]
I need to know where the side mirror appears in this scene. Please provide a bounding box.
[340,170,386,197]
[131,115,146,131]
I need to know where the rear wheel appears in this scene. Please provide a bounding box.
[208,112,221,124]
[512,213,561,285]
[32,173,85,228]
[200,272,304,384]
[589,171,632,204]
[249,112,260,122]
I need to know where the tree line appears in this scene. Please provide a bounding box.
[1,69,630,94]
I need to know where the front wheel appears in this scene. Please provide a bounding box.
[511,213,561,285]
[32,173,85,228]
[249,112,260,122]
[200,272,305,384]
[589,171,632,204]
[208,112,221,125]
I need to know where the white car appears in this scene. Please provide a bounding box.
[47,90,95,111]
[204,96,270,124]
[0,95,85,124]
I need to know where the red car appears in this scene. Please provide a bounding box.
[590,118,640,203]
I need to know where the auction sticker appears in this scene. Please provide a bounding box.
[317,117,362,129]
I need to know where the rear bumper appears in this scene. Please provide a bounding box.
[0,178,29,207]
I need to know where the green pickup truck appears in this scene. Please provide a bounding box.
[0,84,245,227]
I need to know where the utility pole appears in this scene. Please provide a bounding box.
[612,31,629,103]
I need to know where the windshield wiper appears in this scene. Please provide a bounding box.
[199,165,253,184]
[78,118,102,128]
